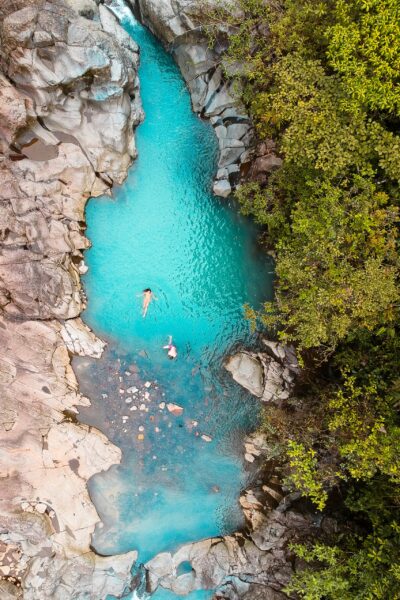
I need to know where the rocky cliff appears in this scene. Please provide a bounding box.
[0,0,142,597]
[121,0,254,197]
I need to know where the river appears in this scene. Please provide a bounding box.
[74,5,273,598]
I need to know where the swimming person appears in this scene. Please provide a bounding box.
[163,336,177,359]
[140,288,157,317]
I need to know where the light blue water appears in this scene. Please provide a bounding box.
[76,4,273,596]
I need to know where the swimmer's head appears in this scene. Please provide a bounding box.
[143,288,151,293]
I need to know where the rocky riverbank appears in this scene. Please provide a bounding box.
[114,0,254,198]
[0,0,142,596]
[0,1,320,598]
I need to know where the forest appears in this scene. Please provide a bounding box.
[207,0,400,596]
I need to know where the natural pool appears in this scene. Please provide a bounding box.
[75,4,273,597]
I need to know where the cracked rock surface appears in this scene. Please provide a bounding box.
[225,340,300,403]
[123,0,253,197]
[145,500,319,598]
[0,0,142,596]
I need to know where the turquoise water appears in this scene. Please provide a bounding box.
[76,5,273,596]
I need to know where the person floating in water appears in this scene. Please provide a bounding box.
[140,288,157,317]
[163,336,177,360]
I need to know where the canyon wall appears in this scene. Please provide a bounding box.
[0,0,143,596]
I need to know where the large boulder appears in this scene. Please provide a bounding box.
[225,341,300,403]
[225,352,264,397]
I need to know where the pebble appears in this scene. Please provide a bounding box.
[127,387,138,394]
[137,434,144,441]
[138,426,144,432]
[144,381,151,388]
[130,406,137,411]
[140,404,146,410]
[167,403,184,416]
[35,502,47,514]
[245,453,255,463]
[155,427,160,433]
[144,392,150,400]
[201,434,212,442]
[191,420,198,427]
[101,393,108,399]
[159,402,165,409]
[119,376,123,382]
[125,371,131,376]
[119,389,125,394]
[152,455,157,460]
[125,397,132,404]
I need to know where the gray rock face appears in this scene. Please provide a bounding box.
[225,352,264,397]
[0,0,142,596]
[145,503,317,597]
[225,340,300,403]
[124,0,253,197]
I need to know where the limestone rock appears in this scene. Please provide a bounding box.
[225,352,264,397]
[225,341,300,403]
[124,0,253,196]
[0,0,142,596]
[60,318,106,358]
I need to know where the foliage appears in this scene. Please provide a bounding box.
[208,0,400,351]
[203,0,400,597]
[286,441,328,510]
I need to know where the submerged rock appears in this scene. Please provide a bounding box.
[167,402,183,415]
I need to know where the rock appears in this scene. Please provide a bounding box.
[145,503,317,597]
[167,403,184,416]
[128,0,253,196]
[127,386,139,394]
[225,352,264,397]
[61,318,106,358]
[213,179,232,197]
[201,434,212,442]
[144,381,151,387]
[225,341,300,403]
[159,402,166,409]
[0,0,142,596]
[35,503,47,514]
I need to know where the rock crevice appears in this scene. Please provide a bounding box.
[122,0,254,197]
[0,0,143,596]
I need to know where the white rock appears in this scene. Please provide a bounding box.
[225,352,264,397]
[213,179,231,198]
